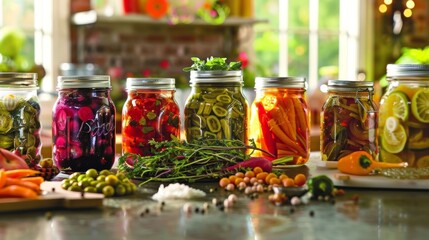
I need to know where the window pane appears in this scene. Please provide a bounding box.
[289,0,309,28]
[319,0,339,30]
[288,34,309,77]
[253,0,280,77]
[318,35,339,79]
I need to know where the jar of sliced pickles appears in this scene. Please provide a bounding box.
[321,80,378,161]
[379,64,429,168]
[249,77,310,165]
[0,72,42,168]
[52,76,116,172]
[184,70,248,142]
[122,78,180,156]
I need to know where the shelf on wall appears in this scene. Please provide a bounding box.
[71,10,268,27]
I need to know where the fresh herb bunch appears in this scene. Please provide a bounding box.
[118,138,270,185]
[183,56,242,72]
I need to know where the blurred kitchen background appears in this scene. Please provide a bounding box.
[1,0,428,146]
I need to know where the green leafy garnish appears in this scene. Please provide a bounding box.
[183,56,242,72]
[118,138,274,185]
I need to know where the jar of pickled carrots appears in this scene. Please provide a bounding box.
[52,76,116,172]
[249,77,310,165]
[122,78,180,156]
[321,80,378,161]
[379,64,429,168]
[0,72,42,168]
[184,71,248,142]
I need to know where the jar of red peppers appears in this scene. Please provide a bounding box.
[184,71,248,142]
[249,77,310,165]
[321,80,378,161]
[52,75,116,172]
[122,78,180,156]
[0,72,42,168]
[379,64,429,167]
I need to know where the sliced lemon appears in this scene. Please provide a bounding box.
[379,91,409,128]
[381,123,407,154]
[411,88,429,123]
[416,156,429,168]
[380,149,404,163]
[409,138,429,150]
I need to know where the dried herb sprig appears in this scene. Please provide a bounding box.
[118,138,272,185]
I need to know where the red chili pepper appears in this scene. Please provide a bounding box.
[255,102,277,159]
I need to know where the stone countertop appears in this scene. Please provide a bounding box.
[1,154,428,240]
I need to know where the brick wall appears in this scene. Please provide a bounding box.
[70,22,252,88]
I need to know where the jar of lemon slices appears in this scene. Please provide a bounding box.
[379,64,429,168]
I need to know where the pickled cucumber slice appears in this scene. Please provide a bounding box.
[0,111,13,134]
[206,115,221,133]
[381,121,407,154]
[212,105,228,117]
[411,88,429,123]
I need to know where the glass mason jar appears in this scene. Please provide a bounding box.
[249,77,310,165]
[0,72,42,168]
[321,80,378,161]
[52,76,116,172]
[122,78,181,156]
[184,70,248,142]
[379,64,429,167]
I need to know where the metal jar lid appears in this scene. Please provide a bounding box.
[57,75,111,89]
[190,70,243,84]
[327,80,374,92]
[126,78,175,90]
[255,77,307,89]
[387,64,429,78]
[0,72,38,88]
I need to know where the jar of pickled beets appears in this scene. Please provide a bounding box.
[379,64,429,167]
[184,70,248,142]
[0,72,42,167]
[52,76,116,172]
[321,80,378,161]
[249,77,310,165]
[122,78,180,156]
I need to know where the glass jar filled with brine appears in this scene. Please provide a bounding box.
[0,72,42,168]
[321,80,378,161]
[249,77,310,165]
[52,75,116,172]
[122,78,180,156]
[379,64,429,167]
[184,70,248,142]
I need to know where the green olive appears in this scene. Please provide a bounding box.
[86,169,98,179]
[115,184,127,196]
[102,185,115,197]
[84,186,97,193]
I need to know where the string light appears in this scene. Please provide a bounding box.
[406,0,415,9]
[379,4,388,13]
[404,8,412,17]
[384,0,393,5]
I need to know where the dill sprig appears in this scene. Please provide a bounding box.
[118,138,272,185]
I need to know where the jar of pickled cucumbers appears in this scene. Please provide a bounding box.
[249,77,310,165]
[379,64,429,168]
[122,78,180,156]
[184,70,248,142]
[321,80,378,161]
[52,75,116,172]
[0,72,42,168]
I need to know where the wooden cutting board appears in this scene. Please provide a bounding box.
[313,162,429,190]
[0,181,104,213]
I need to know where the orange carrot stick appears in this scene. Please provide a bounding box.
[0,185,38,199]
[5,169,40,178]
[5,177,41,193]
[281,98,297,140]
[292,97,309,132]
[267,119,306,157]
[0,169,6,188]
[21,176,45,185]
[270,106,294,140]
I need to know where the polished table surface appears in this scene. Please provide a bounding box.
[1,154,429,240]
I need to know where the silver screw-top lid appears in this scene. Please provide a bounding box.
[57,75,111,89]
[255,77,307,89]
[387,64,429,78]
[327,80,374,92]
[0,72,38,88]
[126,78,175,90]
[190,70,243,84]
